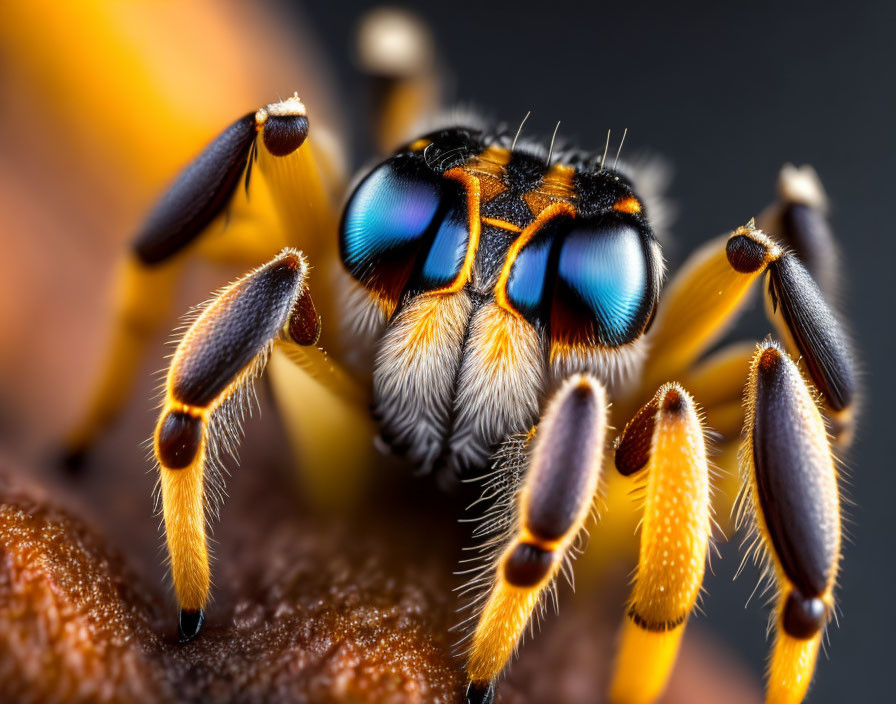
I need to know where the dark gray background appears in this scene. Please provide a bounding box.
[288,1,893,701]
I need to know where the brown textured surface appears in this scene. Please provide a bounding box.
[0,350,762,704]
[0,438,763,704]
[0,462,465,704]
[0,477,168,704]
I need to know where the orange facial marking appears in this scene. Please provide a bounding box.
[548,339,607,367]
[478,172,508,202]
[471,145,511,171]
[367,288,398,319]
[478,304,527,367]
[524,163,576,217]
[482,217,522,233]
[549,339,581,365]
[431,168,481,295]
[524,191,554,217]
[541,163,576,198]
[465,146,510,202]
[406,297,443,347]
[494,201,577,318]
[613,196,642,214]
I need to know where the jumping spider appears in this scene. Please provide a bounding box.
[64,9,854,704]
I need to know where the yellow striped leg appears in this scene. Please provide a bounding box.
[609,384,712,704]
[63,94,340,466]
[640,220,856,444]
[761,251,857,446]
[464,375,608,703]
[154,249,318,640]
[252,95,339,262]
[678,342,755,519]
[738,341,841,704]
[62,254,182,467]
[268,338,376,512]
[679,342,753,442]
[640,222,780,394]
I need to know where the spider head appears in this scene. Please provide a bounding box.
[338,125,663,481]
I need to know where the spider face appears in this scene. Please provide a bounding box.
[339,125,663,482]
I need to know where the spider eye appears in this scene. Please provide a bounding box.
[554,221,656,346]
[505,217,566,319]
[505,215,659,347]
[340,157,470,305]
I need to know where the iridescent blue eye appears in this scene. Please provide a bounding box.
[340,157,471,304]
[505,218,566,319]
[420,206,470,290]
[504,215,658,347]
[554,222,654,346]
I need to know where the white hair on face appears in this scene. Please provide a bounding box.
[334,267,389,376]
[550,336,649,399]
[372,291,472,472]
[614,153,675,244]
[440,302,546,489]
[408,104,492,145]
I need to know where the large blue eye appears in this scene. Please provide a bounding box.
[504,215,658,347]
[340,157,471,304]
[553,222,654,347]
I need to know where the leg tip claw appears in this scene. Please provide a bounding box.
[178,608,205,642]
[465,681,495,704]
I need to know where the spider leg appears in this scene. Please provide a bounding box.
[463,375,608,703]
[640,222,781,394]
[268,337,375,511]
[591,226,781,571]
[356,7,442,153]
[680,342,754,442]
[755,164,852,441]
[61,254,185,469]
[152,248,348,640]
[609,383,712,704]
[250,96,342,274]
[677,342,755,516]
[63,98,342,466]
[640,221,856,444]
[738,340,841,704]
[762,247,856,445]
[757,163,838,298]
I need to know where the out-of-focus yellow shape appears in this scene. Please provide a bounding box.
[0,0,333,193]
[609,384,711,704]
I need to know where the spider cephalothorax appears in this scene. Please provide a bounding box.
[340,125,662,485]
[62,11,856,704]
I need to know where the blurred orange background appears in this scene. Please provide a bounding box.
[0,0,340,456]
